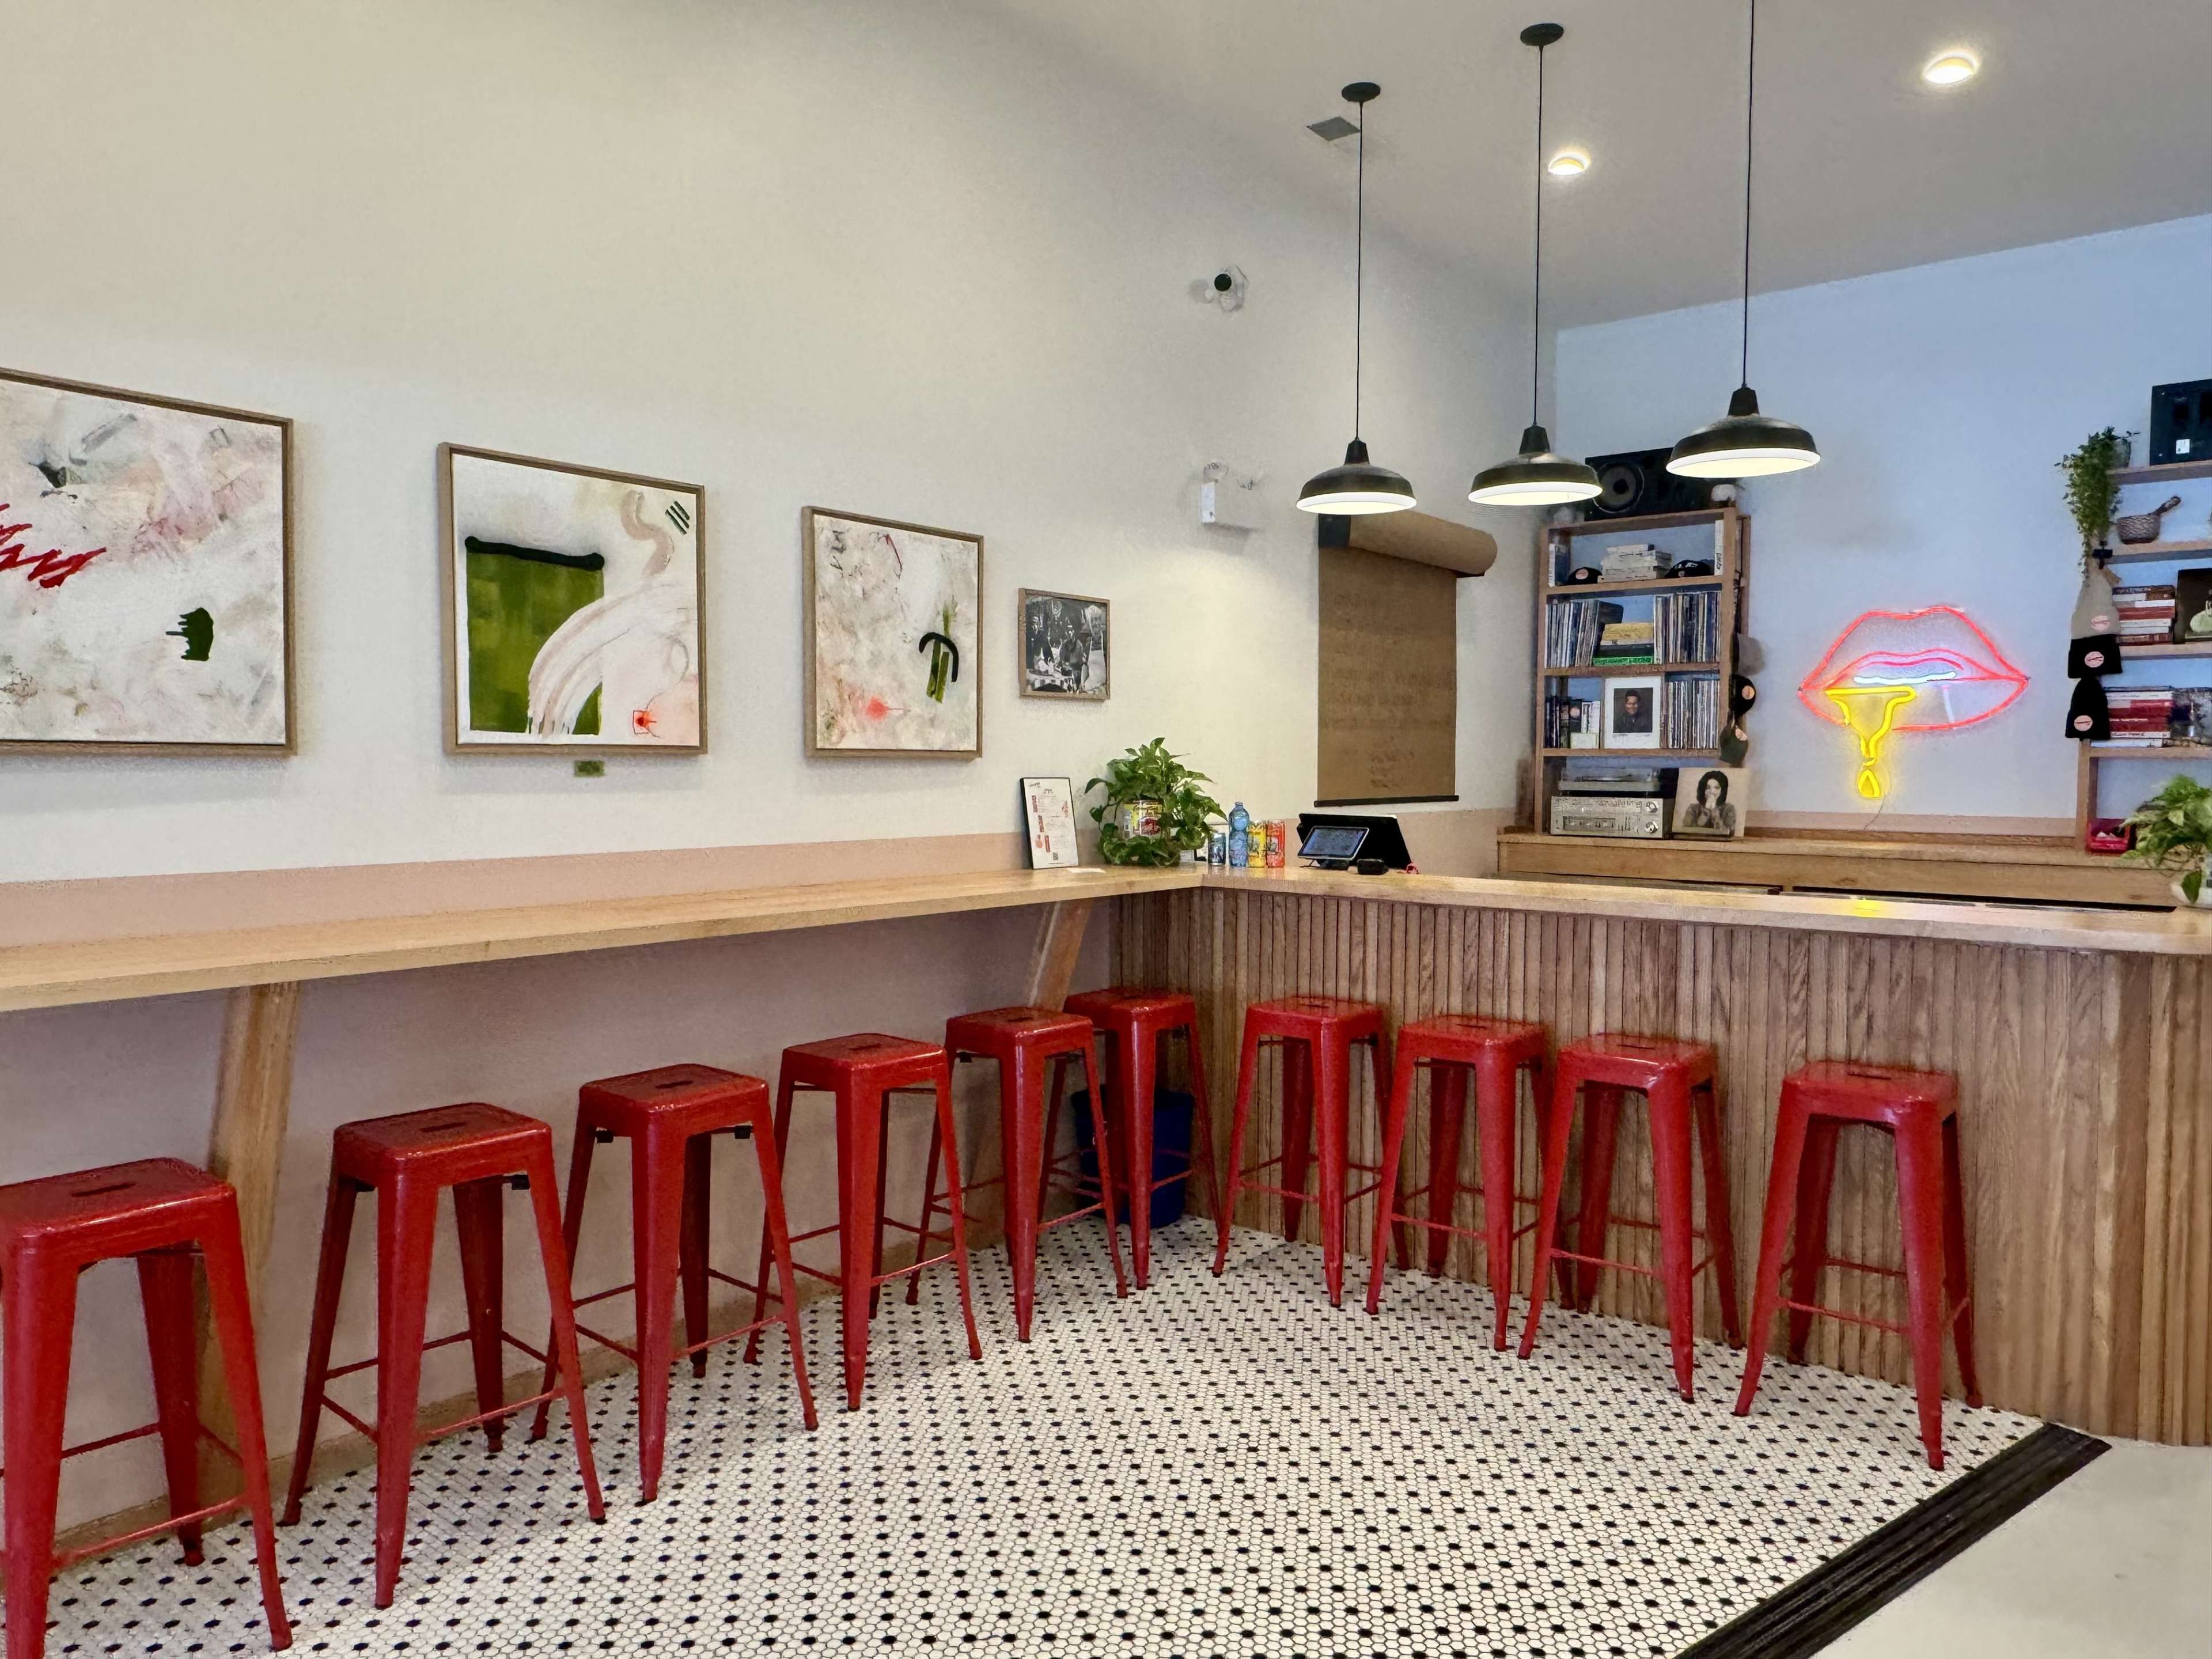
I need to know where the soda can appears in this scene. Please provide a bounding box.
[1266,820,1289,868]
[1247,822,1267,868]
[1207,830,1229,866]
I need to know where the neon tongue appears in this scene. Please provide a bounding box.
[1825,685,1916,800]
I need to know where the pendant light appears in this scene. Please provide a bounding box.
[1667,0,1818,479]
[1469,23,1601,507]
[1298,81,1416,516]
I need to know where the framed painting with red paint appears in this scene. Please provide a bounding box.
[0,366,294,754]
[802,507,982,759]
[441,444,706,755]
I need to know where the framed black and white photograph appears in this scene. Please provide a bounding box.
[1673,765,1749,838]
[1020,775,1081,868]
[1601,674,1662,749]
[1019,588,1109,700]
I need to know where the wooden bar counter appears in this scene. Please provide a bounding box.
[1114,866,2212,1445]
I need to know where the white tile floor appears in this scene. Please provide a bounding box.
[47,1218,2040,1658]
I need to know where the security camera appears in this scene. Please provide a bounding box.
[1196,265,1248,313]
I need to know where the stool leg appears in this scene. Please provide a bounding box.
[1734,1099,1812,1418]
[1281,1039,1315,1246]
[746,1100,819,1430]
[1425,1063,1468,1278]
[1786,1121,1842,1363]
[1519,1070,1582,1358]
[135,1248,204,1564]
[1213,1021,1264,1276]
[1080,1043,1131,1298]
[1368,1033,1410,1271]
[1180,1022,1225,1222]
[833,1084,884,1411]
[932,1064,986,1362]
[370,1174,439,1608]
[1528,1060,1576,1307]
[681,1132,712,1380]
[1363,1044,1421,1315]
[903,1095,941,1309]
[1041,1052,1073,1218]
[1647,1079,1700,1401]
[199,1214,294,1651]
[3,1252,75,1659]
[745,1076,798,1367]
[522,1146,606,1520]
[1122,1028,1161,1289]
[1572,1085,1623,1313]
[452,1176,509,1455]
[630,1123,687,1503]
[1002,1051,1047,1339]
[1694,1082,1744,1347]
[1942,1114,1982,1407]
[1315,1037,1353,1305]
[532,1115,597,1443]
[1475,1054,1518,1351]
[283,1175,358,1524]
[1895,1114,1952,1470]
[868,1095,895,1319]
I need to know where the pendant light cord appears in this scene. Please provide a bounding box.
[1529,39,1546,426]
[1354,92,1368,440]
[1739,0,1756,388]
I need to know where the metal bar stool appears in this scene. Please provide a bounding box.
[283,1104,603,1607]
[744,1035,983,1411]
[1211,995,1408,1305]
[527,1065,816,1502]
[1059,988,1222,1290]
[0,1159,291,1659]
[1519,1033,1744,1399]
[1736,1059,1980,1468]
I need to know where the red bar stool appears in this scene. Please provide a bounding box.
[1364,1016,1559,1348]
[1519,1034,1743,1399]
[744,1035,983,1411]
[1060,988,1222,1290]
[1211,995,1407,1305]
[912,1009,1129,1340]
[526,1065,816,1502]
[0,1159,291,1659]
[283,1104,603,1607]
[1736,1060,1981,1469]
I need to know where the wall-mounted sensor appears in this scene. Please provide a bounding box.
[1200,461,1264,530]
[1195,266,1248,313]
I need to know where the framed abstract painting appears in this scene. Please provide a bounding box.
[804,507,982,759]
[441,444,706,755]
[0,366,294,754]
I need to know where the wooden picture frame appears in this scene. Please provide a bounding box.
[1018,588,1111,701]
[440,442,707,756]
[802,506,983,759]
[1601,674,1664,750]
[0,366,295,756]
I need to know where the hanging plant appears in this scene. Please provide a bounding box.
[2056,428,2130,556]
[1085,738,1224,867]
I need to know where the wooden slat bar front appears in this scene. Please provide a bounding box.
[1115,869,2212,1445]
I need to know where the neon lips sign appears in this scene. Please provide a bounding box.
[1798,607,2028,800]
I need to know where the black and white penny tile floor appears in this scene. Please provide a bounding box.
[48,1219,2036,1658]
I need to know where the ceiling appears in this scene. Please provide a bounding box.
[964,0,2212,327]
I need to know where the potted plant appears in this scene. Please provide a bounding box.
[2122,774,2212,904]
[2056,427,2131,558]
[1085,738,1224,867]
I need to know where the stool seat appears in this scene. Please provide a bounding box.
[1560,1033,1714,1089]
[1782,1059,1956,1121]
[947,1006,1093,1052]
[780,1032,944,1088]
[1247,995,1385,1035]
[0,1158,232,1256]
[1397,1015,1546,1057]
[579,1064,770,1135]
[1066,987,1195,1025]
[332,1103,546,1181]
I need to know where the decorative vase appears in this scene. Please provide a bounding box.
[1115,799,1164,838]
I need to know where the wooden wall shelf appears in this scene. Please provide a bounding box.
[1541,574,1726,597]
[1540,661,1721,678]
[2101,537,2212,564]
[2115,457,2212,486]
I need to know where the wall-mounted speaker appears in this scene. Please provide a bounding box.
[1582,448,1715,520]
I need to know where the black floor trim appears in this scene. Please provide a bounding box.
[1679,1423,2109,1658]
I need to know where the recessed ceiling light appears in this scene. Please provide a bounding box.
[1547,147,1589,177]
[1921,50,1979,86]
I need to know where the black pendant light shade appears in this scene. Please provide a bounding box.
[1469,24,1600,507]
[1667,0,1817,480]
[1299,81,1415,516]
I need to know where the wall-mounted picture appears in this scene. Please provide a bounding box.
[1021,775,1081,868]
[1602,674,1662,750]
[0,367,293,753]
[1673,765,1749,838]
[442,444,704,754]
[804,507,981,758]
[1020,588,1109,700]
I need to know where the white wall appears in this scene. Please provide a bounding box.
[1557,212,2212,825]
[0,0,1532,884]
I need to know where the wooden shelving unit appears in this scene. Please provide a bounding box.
[2113,457,2212,486]
[1532,506,1745,831]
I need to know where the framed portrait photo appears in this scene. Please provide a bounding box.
[442,444,706,754]
[1019,589,1109,700]
[1020,775,1081,868]
[1601,675,1662,750]
[804,507,982,758]
[1674,765,1750,838]
[0,366,293,754]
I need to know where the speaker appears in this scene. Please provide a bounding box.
[2150,378,2212,466]
[1583,448,1715,520]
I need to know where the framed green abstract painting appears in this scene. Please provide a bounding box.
[441,444,706,755]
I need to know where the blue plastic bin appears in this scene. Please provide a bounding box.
[1070,1088,1194,1229]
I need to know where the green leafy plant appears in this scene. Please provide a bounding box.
[2122,774,2212,902]
[2056,427,2129,556]
[1084,738,1224,867]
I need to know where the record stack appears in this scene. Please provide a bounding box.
[1546,597,1623,667]
[1650,590,1720,665]
[1660,675,1722,751]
